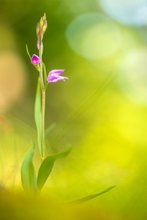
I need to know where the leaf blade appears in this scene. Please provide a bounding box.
[21,147,37,191]
[26,44,31,60]
[34,79,42,155]
[37,148,71,190]
[26,44,40,72]
[37,156,55,190]
[70,185,116,204]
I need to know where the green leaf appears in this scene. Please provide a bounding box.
[37,148,71,190]
[70,185,116,204]
[37,157,54,190]
[34,79,42,155]
[21,147,37,191]
[26,44,31,59]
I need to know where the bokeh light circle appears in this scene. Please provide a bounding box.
[66,13,122,60]
[119,49,147,104]
[99,0,147,26]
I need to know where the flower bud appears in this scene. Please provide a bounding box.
[36,14,47,50]
[36,23,40,35]
[31,54,40,64]
[40,17,44,28]
[42,20,47,34]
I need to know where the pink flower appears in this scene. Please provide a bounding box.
[31,54,40,64]
[47,69,68,83]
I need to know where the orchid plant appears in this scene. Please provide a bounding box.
[21,14,115,199]
[21,14,69,192]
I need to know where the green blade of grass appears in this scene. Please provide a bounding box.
[70,185,116,204]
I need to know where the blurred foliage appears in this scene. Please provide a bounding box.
[0,0,147,219]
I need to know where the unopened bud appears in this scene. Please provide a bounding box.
[37,37,41,50]
[42,13,46,22]
[40,17,44,27]
[42,20,47,34]
[36,23,40,35]
[36,14,47,50]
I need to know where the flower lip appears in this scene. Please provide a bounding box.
[31,54,40,64]
[47,69,68,83]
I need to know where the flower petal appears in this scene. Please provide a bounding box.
[47,73,68,83]
[31,54,40,64]
[49,69,64,75]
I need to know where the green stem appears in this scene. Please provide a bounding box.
[39,42,46,159]
[39,43,44,90]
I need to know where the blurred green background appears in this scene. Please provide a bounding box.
[0,0,147,219]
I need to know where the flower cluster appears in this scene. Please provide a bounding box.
[31,13,68,84]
